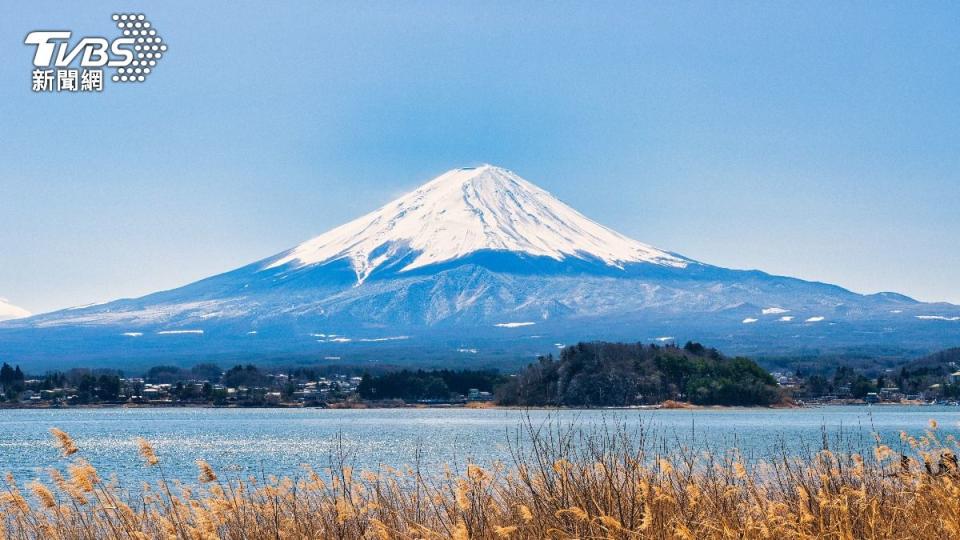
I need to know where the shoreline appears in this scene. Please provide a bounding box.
[0,400,938,411]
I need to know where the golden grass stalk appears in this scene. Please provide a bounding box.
[49,428,78,457]
[0,420,957,539]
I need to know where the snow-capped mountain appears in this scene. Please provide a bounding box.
[0,298,30,322]
[1,165,958,369]
[267,166,688,283]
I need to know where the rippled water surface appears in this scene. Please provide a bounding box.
[1,406,957,484]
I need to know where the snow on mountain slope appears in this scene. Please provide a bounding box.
[266,165,689,283]
[0,298,30,321]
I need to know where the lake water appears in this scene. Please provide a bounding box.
[1,406,957,485]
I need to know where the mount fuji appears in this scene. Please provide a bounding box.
[2,165,958,369]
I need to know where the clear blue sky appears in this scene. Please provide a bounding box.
[1,1,958,314]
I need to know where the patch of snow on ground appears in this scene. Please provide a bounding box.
[804,316,825,323]
[495,322,536,328]
[458,348,478,354]
[157,330,204,335]
[121,332,143,337]
[779,316,794,322]
[916,315,960,321]
[357,336,410,342]
[762,307,789,315]
[654,336,674,342]
[742,318,759,324]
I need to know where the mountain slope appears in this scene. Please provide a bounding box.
[0,298,30,322]
[266,165,688,283]
[2,165,959,369]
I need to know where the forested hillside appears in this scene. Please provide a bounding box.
[496,341,781,407]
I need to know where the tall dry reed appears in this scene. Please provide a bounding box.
[1,418,958,539]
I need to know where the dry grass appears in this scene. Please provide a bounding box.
[1,419,959,539]
[657,400,692,410]
[464,402,496,410]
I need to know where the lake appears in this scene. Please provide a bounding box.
[1,405,956,485]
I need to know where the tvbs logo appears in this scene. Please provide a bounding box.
[25,13,166,92]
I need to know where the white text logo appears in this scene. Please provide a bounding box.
[25,13,167,92]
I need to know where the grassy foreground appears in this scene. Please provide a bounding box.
[1,421,959,539]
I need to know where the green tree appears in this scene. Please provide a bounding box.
[96,375,121,401]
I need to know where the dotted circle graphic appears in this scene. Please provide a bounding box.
[112,13,166,84]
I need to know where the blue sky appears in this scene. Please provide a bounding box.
[1,1,958,313]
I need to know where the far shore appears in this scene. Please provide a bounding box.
[0,399,940,411]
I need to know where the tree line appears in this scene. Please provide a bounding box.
[357,369,506,401]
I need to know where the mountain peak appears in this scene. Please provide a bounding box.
[417,164,516,188]
[266,166,689,283]
[418,165,530,192]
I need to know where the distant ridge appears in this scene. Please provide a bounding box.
[0,298,30,322]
